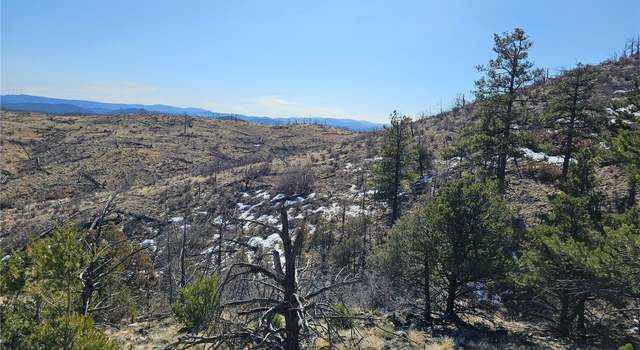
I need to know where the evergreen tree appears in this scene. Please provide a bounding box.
[462,28,540,192]
[560,150,604,226]
[428,178,513,320]
[517,151,604,337]
[609,79,639,207]
[372,178,513,323]
[598,206,640,298]
[373,111,414,223]
[0,223,155,349]
[0,225,118,349]
[610,116,640,208]
[546,63,603,179]
[369,199,441,324]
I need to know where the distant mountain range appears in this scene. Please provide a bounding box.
[0,94,382,132]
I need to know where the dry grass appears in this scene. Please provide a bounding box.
[103,317,181,350]
[408,328,428,348]
[314,337,330,349]
[425,337,455,350]
[359,334,386,349]
[372,320,395,339]
[0,111,361,247]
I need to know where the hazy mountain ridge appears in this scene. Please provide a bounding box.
[0,94,383,131]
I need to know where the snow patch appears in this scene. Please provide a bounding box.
[248,233,283,252]
[141,239,157,252]
[519,148,564,165]
[170,216,184,223]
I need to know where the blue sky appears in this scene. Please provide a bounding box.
[1,1,638,122]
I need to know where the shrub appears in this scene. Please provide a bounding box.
[28,314,118,350]
[1,305,117,350]
[245,162,271,179]
[171,275,218,332]
[521,162,562,184]
[271,313,284,329]
[0,223,153,349]
[275,166,314,196]
[331,237,363,270]
[330,303,354,329]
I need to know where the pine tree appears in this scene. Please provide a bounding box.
[373,111,414,223]
[370,199,441,325]
[464,28,540,192]
[427,178,513,320]
[608,79,639,208]
[546,63,603,179]
[610,117,640,208]
[517,150,603,337]
[599,206,640,298]
[0,225,121,349]
[370,178,512,323]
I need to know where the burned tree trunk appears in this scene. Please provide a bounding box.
[279,206,302,350]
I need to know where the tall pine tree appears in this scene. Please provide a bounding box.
[546,63,603,179]
[466,28,540,192]
[373,111,414,223]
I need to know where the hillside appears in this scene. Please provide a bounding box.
[0,112,376,247]
[1,54,638,350]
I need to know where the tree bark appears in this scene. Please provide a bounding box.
[280,207,301,350]
[628,177,637,208]
[180,217,187,288]
[558,291,571,337]
[575,296,587,339]
[423,255,432,325]
[391,122,402,223]
[167,227,174,304]
[444,274,457,321]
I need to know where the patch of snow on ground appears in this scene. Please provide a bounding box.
[141,239,157,252]
[519,148,564,165]
[248,233,283,251]
[285,196,305,207]
[256,190,271,200]
[307,224,317,234]
[271,193,286,202]
[257,214,279,225]
[213,216,230,225]
[313,203,370,218]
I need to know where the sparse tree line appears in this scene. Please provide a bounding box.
[1,28,639,349]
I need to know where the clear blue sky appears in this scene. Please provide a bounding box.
[2,0,638,122]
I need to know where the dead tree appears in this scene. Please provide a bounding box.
[177,194,359,350]
[358,167,368,270]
